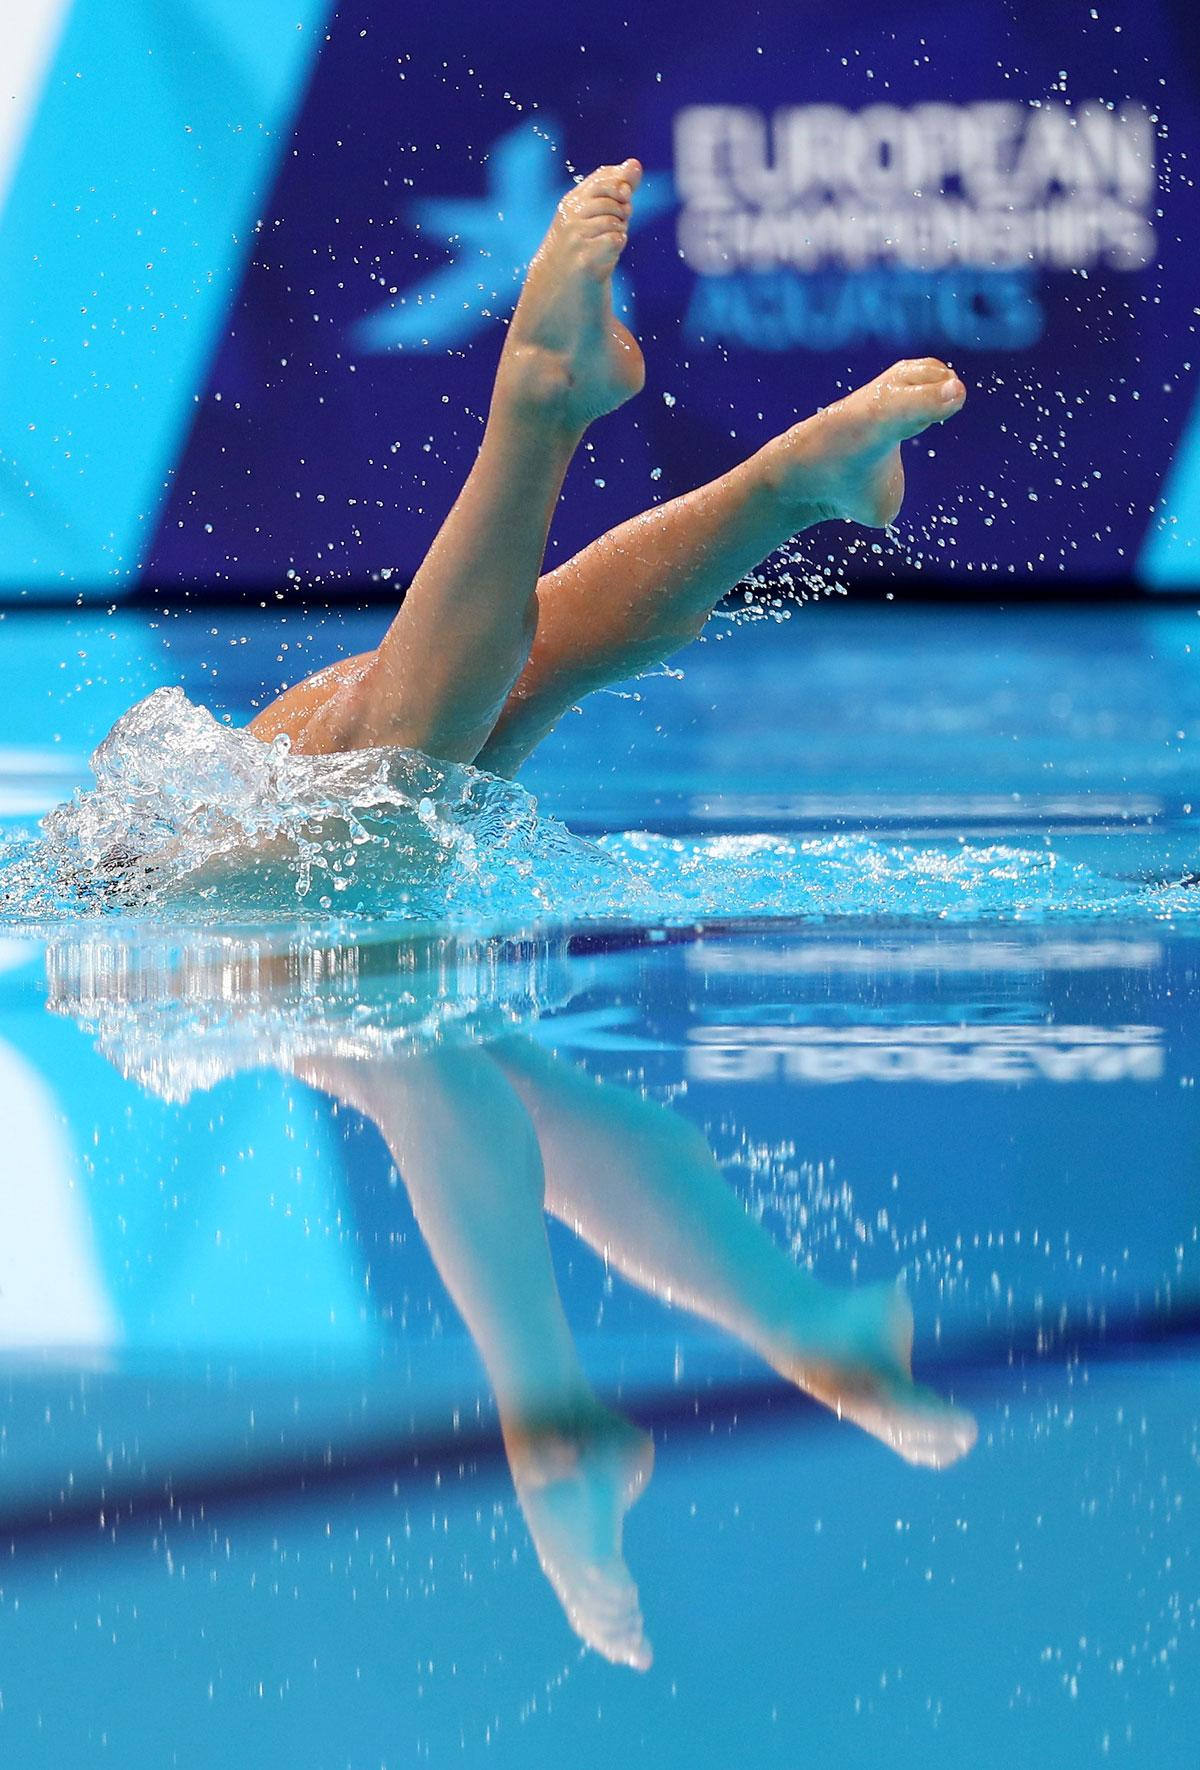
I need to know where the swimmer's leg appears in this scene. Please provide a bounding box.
[476,358,966,775]
[256,159,647,763]
[295,1044,655,1671]
[492,1035,977,1469]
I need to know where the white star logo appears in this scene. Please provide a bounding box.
[354,120,673,353]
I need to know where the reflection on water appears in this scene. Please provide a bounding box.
[0,910,1196,1763]
[43,923,975,1670]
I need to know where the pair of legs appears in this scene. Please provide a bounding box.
[248,158,966,774]
[298,1024,976,1673]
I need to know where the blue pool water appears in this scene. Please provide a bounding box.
[0,602,1197,1765]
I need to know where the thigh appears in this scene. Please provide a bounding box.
[245,650,377,747]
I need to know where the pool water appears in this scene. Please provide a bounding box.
[0,602,1197,1765]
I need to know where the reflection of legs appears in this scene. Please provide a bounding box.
[295,1044,654,1670]
[493,1037,976,1468]
[477,358,966,775]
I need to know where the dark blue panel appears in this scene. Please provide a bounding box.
[145,0,1200,591]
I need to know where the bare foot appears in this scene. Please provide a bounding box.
[501,158,646,425]
[762,357,967,528]
[769,1280,977,1470]
[506,1401,655,1671]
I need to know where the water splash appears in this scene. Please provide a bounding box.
[0,686,1195,929]
[0,687,622,923]
[599,830,1199,923]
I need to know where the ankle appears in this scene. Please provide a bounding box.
[753,431,839,526]
[495,341,591,433]
[500,1390,621,1472]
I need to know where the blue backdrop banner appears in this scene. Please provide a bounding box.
[1,0,1198,596]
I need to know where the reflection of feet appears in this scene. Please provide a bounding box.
[763,357,967,527]
[503,158,646,424]
[507,1401,655,1671]
[770,1281,977,1470]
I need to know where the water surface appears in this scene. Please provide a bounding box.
[0,604,1195,1765]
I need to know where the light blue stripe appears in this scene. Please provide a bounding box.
[0,0,332,594]
[1139,388,1200,589]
